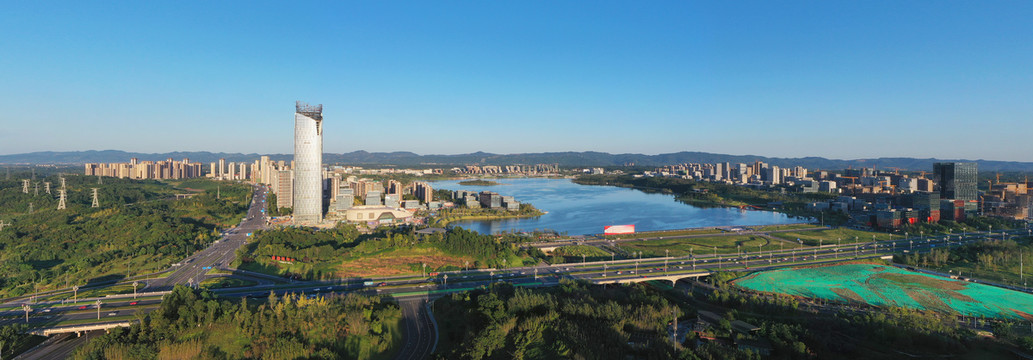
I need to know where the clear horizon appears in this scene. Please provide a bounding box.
[2,2,1031,161]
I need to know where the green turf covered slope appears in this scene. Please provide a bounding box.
[734,263,1033,320]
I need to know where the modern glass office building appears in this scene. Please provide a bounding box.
[933,162,977,202]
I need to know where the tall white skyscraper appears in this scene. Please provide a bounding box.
[293,101,324,224]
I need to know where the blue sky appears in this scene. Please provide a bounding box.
[1,1,1030,161]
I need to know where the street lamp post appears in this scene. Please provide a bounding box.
[73,285,79,303]
[95,300,102,320]
[422,263,426,278]
[715,247,720,269]
[442,274,448,288]
[665,250,669,273]
[22,304,31,323]
[132,281,139,299]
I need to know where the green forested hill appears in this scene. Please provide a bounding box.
[0,176,249,298]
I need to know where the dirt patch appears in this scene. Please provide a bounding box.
[1012,310,1033,321]
[832,288,865,304]
[873,273,967,291]
[945,290,977,303]
[907,289,951,312]
[337,254,468,277]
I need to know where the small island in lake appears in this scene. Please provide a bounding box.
[458,179,503,186]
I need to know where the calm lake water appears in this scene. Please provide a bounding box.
[429,178,804,235]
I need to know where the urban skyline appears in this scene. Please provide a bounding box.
[4,3,1033,359]
[2,2,1032,161]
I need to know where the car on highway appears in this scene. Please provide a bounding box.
[129,301,138,305]
[108,312,118,316]
[78,305,88,310]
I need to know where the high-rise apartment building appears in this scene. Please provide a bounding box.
[276,169,294,210]
[414,181,433,204]
[85,158,203,180]
[293,101,324,224]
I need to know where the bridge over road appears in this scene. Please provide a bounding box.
[28,321,134,337]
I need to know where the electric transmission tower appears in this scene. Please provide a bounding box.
[0,219,9,231]
[60,176,66,190]
[44,182,51,195]
[57,189,67,210]
[92,188,100,208]
[22,179,29,193]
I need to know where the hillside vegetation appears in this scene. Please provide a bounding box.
[0,176,249,298]
[73,285,401,359]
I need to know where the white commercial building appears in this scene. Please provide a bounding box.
[293,101,324,224]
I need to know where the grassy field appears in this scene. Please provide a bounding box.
[769,227,889,246]
[550,245,611,262]
[616,235,803,257]
[734,263,1033,320]
[337,246,475,278]
[752,224,823,232]
[200,277,258,290]
[924,260,1031,290]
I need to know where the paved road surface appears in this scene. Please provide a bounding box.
[15,331,100,360]
[147,184,269,291]
[395,296,437,360]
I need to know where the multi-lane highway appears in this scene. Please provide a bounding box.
[395,296,437,360]
[146,184,271,291]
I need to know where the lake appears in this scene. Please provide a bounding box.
[429,178,804,235]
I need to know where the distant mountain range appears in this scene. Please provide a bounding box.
[1,150,1032,172]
